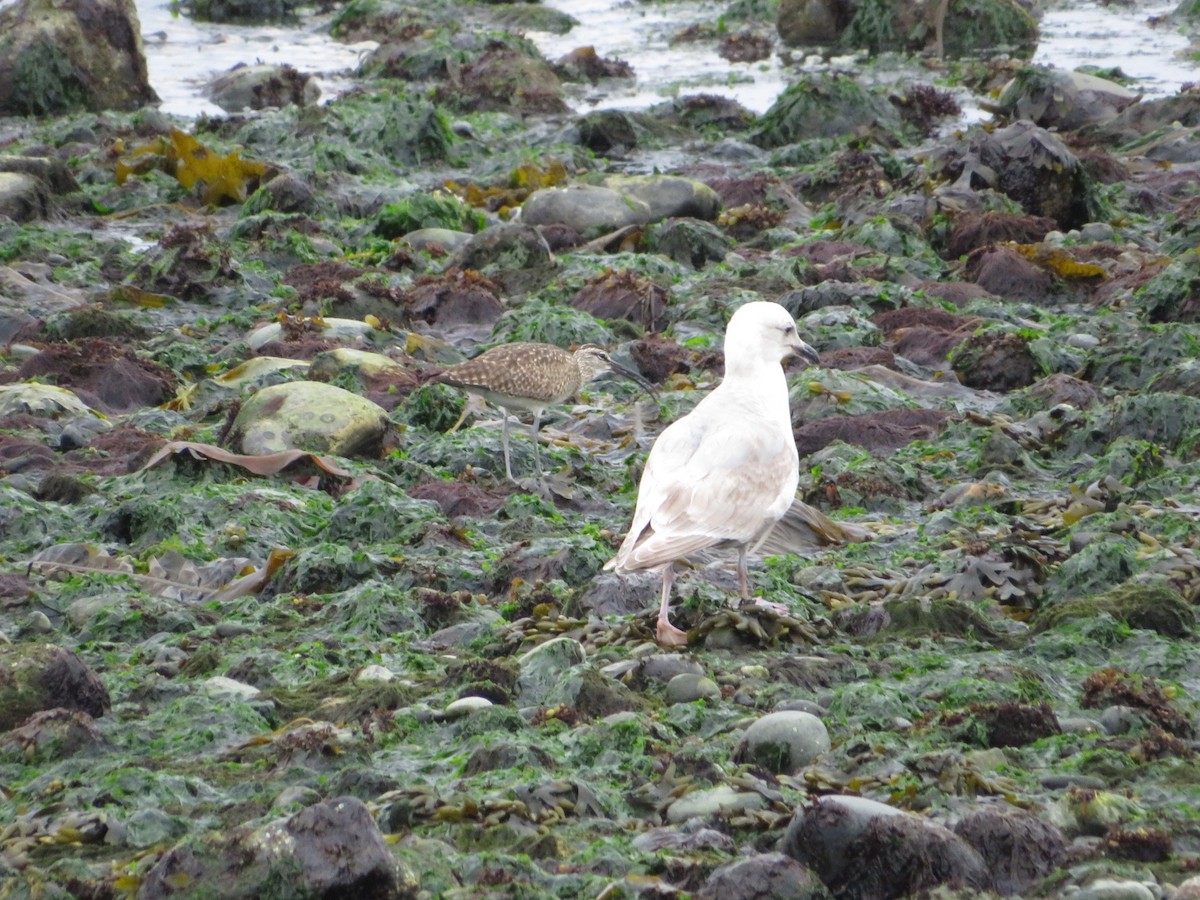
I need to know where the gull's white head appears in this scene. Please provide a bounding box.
[725,301,820,370]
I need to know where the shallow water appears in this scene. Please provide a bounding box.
[126,0,1200,117]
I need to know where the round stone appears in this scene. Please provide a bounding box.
[742,710,831,773]
[664,673,721,705]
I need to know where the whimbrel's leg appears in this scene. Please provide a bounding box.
[656,563,688,647]
[530,411,543,476]
[447,403,471,434]
[501,408,515,482]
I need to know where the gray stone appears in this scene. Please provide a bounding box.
[741,710,831,772]
[664,673,721,704]
[666,785,767,823]
[229,381,394,457]
[0,172,50,222]
[205,63,319,112]
[515,636,586,706]
[698,852,829,900]
[1073,879,1156,900]
[521,184,652,236]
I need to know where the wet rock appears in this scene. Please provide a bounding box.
[738,710,831,772]
[0,0,158,115]
[1073,878,1156,900]
[752,73,905,149]
[184,0,299,24]
[793,408,950,456]
[407,268,505,328]
[572,268,670,331]
[666,785,768,824]
[600,174,722,222]
[664,673,721,704]
[243,171,316,215]
[829,0,1036,57]
[942,210,1058,259]
[205,63,319,112]
[953,807,1066,895]
[515,636,586,707]
[698,852,829,900]
[521,184,652,236]
[443,696,494,719]
[445,222,554,274]
[950,329,1040,391]
[994,65,1141,131]
[0,643,111,730]
[964,245,1056,304]
[228,381,394,457]
[973,120,1094,230]
[403,227,472,254]
[0,172,50,221]
[0,708,105,762]
[576,109,639,154]
[16,339,175,415]
[783,794,990,897]
[1034,580,1195,638]
[436,47,568,115]
[138,796,417,899]
[464,742,556,775]
[776,0,848,43]
[646,218,733,269]
[0,383,97,418]
[1047,787,1145,836]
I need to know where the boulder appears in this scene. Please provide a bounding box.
[0,0,157,115]
[228,381,395,457]
[0,643,111,731]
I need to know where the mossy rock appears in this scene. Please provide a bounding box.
[1134,249,1200,323]
[750,73,906,149]
[838,0,1036,58]
[1034,580,1195,637]
[376,191,485,238]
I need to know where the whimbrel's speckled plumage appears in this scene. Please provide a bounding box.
[435,342,646,481]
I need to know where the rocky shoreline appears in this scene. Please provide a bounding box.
[5,0,1200,896]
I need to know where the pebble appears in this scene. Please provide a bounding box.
[356,664,395,683]
[664,673,721,704]
[1067,333,1101,350]
[666,785,767,823]
[640,653,704,682]
[442,696,494,719]
[775,697,826,716]
[1100,704,1145,735]
[1058,716,1104,735]
[742,710,831,772]
[1068,878,1156,900]
[202,676,262,702]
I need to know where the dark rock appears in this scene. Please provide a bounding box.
[17,339,175,415]
[950,329,1040,392]
[751,73,905,149]
[777,0,849,43]
[698,852,830,900]
[954,807,1067,895]
[974,701,1062,747]
[0,707,105,761]
[436,48,568,114]
[576,109,639,154]
[819,346,897,370]
[784,794,991,898]
[993,65,1141,132]
[942,210,1058,260]
[0,0,158,115]
[964,245,1056,304]
[407,268,505,328]
[572,269,669,331]
[445,223,554,273]
[0,643,111,731]
[0,172,51,222]
[648,217,733,270]
[138,796,416,899]
[974,121,1094,230]
[205,63,317,112]
[793,408,949,455]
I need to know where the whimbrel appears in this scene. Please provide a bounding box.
[605,301,820,646]
[434,341,651,482]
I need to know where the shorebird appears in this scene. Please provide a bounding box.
[434,341,651,482]
[605,301,820,646]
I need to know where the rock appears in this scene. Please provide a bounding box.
[403,227,473,254]
[185,0,299,24]
[664,673,721,704]
[666,785,768,824]
[698,852,829,900]
[445,222,554,274]
[515,637,586,707]
[244,172,316,215]
[600,174,721,222]
[0,643,111,730]
[752,73,905,149]
[951,329,1040,392]
[0,172,50,221]
[954,807,1066,895]
[0,383,98,418]
[823,0,1037,57]
[783,794,991,896]
[1073,879,1156,900]
[973,120,1094,230]
[994,65,1141,131]
[0,154,82,194]
[521,184,652,236]
[436,47,567,115]
[0,708,105,762]
[205,63,319,112]
[228,381,395,457]
[0,0,158,115]
[1174,875,1200,899]
[443,696,494,719]
[777,0,848,43]
[576,109,640,154]
[646,218,733,269]
[739,710,831,772]
[201,677,262,702]
[138,796,417,898]
[357,665,395,683]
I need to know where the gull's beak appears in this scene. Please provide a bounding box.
[789,337,821,368]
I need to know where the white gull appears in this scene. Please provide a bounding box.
[606,300,820,646]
